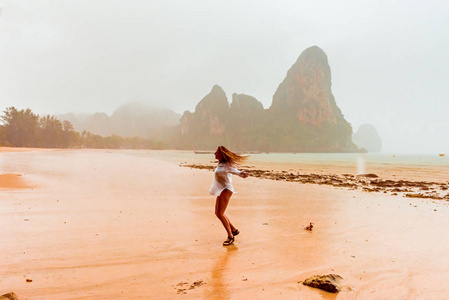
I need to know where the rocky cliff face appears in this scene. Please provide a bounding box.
[271,46,337,126]
[229,93,266,150]
[176,46,358,152]
[179,85,230,148]
[353,124,382,152]
[267,46,355,152]
[229,93,264,132]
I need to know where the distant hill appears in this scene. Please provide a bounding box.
[57,46,360,152]
[353,124,382,152]
[176,46,358,152]
[58,103,181,138]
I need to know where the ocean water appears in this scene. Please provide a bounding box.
[247,152,448,166]
[137,150,447,166]
[129,150,448,180]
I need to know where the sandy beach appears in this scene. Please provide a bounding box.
[2,149,449,299]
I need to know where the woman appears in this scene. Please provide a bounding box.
[209,146,249,246]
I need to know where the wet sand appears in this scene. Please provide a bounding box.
[0,174,32,189]
[1,149,449,299]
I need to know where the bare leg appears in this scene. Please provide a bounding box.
[215,189,235,238]
[225,215,237,232]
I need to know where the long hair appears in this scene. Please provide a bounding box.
[217,146,248,165]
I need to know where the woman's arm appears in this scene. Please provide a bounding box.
[228,164,249,178]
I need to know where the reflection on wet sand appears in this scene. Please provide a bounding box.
[209,245,238,299]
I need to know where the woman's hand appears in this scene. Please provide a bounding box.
[242,171,249,178]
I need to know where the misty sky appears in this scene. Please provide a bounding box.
[1,0,448,153]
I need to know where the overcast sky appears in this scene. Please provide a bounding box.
[1,0,448,153]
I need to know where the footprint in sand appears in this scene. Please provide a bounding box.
[176,280,206,294]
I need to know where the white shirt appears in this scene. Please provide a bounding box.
[209,162,245,196]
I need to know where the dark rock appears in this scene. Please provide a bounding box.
[302,274,343,293]
[0,292,19,300]
[183,163,448,199]
[405,193,426,198]
[358,173,379,178]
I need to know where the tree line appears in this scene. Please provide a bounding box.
[0,107,167,149]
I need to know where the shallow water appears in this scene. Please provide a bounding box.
[130,150,447,166]
[127,150,449,182]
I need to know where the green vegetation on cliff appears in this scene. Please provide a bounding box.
[177,46,358,152]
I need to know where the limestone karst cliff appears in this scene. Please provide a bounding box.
[177,46,358,152]
[178,85,229,149]
[271,45,336,126]
[353,124,382,152]
[267,46,355,152]
[57,46,359,152]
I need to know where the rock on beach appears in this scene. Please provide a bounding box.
[302,274,343,293]
[0,292,19,300]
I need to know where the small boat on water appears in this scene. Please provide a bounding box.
[439,153,445,157]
